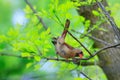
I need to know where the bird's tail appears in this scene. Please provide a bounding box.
[61,19,70,38]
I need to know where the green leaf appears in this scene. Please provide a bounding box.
[24,5,32,14]
[34,55,41,62]
[92,10,100,16]
[74,77,83,80]
[34,64,40,70]
[21,52,31,57]
[46,27,51,34]
[85,20,90,29]
[26,62,33,68]
[79,16,85,22]
[7,28,19,37]
[0,35,7,43]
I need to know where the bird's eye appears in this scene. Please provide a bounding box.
[59,42,61,44]
[79,51,83,54]
[76,51,83,56]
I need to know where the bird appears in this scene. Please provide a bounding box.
[52,19,83,61]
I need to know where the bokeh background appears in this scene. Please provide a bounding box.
[0,0,120,80]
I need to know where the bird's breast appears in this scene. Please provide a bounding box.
[56,44,75,58]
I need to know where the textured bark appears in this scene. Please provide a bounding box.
[77,0,120,80]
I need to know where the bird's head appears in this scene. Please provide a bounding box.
[74,49,83,58]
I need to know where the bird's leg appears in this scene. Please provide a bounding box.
[72,58,80,66]
[65,58,70,63]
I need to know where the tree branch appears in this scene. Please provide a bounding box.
[80,72,92,80]
[24,0,93,57]
[82,43,120,60]
[23,0,120,63]
[81,61,96,66]
[54,12,93,56]
[24,0,47,30]
[1,43,120,64]
[0,52,95,66]
[0,52,33,58]
[71,29,112,46]
[68,31,93,56]
[95,0,120,40]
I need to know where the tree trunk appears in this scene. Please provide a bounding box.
[77,0,120,80]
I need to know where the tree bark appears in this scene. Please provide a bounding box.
[77,0,120,80]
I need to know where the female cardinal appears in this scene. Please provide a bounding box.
[52,19,83,60]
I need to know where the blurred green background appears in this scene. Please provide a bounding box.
[0,0,120,80]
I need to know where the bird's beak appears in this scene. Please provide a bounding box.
[79,54,83,58]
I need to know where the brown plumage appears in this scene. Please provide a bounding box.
[52,19,83,60]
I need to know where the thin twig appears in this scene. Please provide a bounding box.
[68,31,93,56]
[0,52,33,58]
[23,0,120,62]
[24,0,47,30]
[82,43,120,60]
[95,0,120,40]
[0,52,96,66]
[54,12,64,27]
[54,12,93,56]
[71,29,112,46]
[47,43,120,60]
[1,43,120,60]
[80,72,92,80]
[24,0,93,57]
[34,44,42,56]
